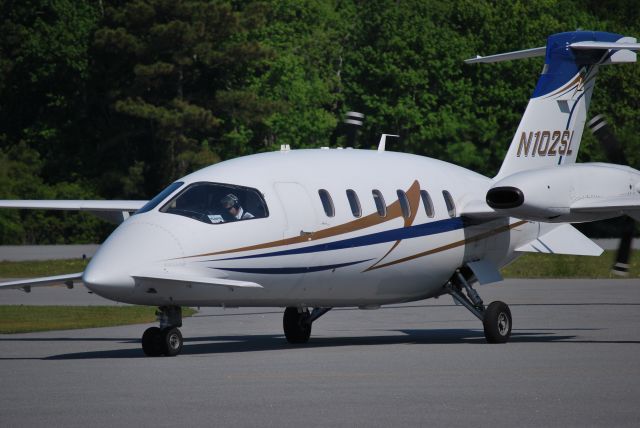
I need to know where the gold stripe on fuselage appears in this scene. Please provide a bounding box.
[365,220,528,271]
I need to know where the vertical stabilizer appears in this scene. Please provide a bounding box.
[467,31,638,179]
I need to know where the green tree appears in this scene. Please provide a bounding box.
[90,0,274,194]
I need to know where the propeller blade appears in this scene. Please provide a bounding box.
[588,114,628,164]
[344,111,364,147]
[588,114,635,276]
[331,111,364,147]
[612,216,635,277]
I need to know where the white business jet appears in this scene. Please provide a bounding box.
[3,30,640,357]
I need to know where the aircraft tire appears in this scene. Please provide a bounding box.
[162,327,183,356]
[142,327,164,356]
[483,301,512,344]
[283,307,311,344]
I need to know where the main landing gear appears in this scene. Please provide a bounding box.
[141,306,184,356]
[283,307,331,344]
[445,269,512,343]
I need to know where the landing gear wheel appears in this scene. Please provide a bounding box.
[283,307,311,344]
[483,301,512,344]
[142,327,164,356]
[162,327,183,356]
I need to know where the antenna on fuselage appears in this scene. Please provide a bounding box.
[378,134,399,152]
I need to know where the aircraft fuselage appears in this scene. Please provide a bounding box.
[83,149,537,307]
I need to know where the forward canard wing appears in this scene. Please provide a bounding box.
[131,269,263,289]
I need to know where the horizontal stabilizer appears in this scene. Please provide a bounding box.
[569,41,640,51]
[132,270,263,289]
[0,272,84,292]
[464,46,545,64]
[465,40,640,65]
[516,224,602,256]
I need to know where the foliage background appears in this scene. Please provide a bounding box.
[1,0,639,243]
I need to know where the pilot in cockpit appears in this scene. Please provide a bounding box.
[221,193,254,221]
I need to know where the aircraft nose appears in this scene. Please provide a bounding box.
[83,220,184,300]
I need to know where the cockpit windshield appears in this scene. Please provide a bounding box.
[160,182,268,224]
[135,181,184,215]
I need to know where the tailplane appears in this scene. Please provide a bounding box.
[467,31,640,179]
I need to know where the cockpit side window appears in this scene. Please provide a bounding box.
[160,182,268,224]
[135,181,184,215]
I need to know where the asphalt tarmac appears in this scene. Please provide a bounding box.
[2,278,640,427]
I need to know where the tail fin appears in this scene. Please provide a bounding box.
[467,31,640,179]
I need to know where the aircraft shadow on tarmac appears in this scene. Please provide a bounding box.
[3,326,640,360]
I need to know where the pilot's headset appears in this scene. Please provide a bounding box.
[221,193,240,209]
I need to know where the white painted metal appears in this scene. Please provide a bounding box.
[491,163,640,222]
[515,224,603,256]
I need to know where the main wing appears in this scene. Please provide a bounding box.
[571,196,640,220]
[0,200,147,224]
[0,273,84,293]
[0,269,262,294]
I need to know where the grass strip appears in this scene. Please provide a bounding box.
[0,306,197,334]
[502,250,636,278]
[0,259,89,277]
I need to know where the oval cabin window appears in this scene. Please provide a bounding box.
[442,190,456,217]
[372,190,386,217]
[397,189,411,219]
[318,189,335,217]
[346,189,362,218]
[420,190,435,218]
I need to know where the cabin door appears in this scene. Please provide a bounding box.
[274,182,317,291]
[274,182,317,240]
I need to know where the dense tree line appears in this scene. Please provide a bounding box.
[1,0,639,243]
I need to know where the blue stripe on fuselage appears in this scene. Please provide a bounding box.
[211,216,467,262]
[213,259,373,275]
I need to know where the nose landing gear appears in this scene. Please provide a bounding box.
[141,306,184,356]
[445,269,512,343]
[283,307,331,344]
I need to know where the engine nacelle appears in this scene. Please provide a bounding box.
[486,163,640,222]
